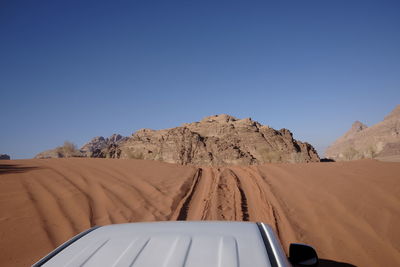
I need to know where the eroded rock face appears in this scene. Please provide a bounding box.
[0,154,10,160]
[35,141,84,159]
[80,134,127,158]
[325,105,400,161]
[119,114,320,165]
[35,115,320,165]
[35,149,63,159]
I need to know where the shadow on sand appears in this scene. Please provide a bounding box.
[320,158,335,162]
[0,164,40,175]
[319,259,357,267]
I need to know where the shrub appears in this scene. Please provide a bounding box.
[365,145,377,159]
[343,147,359,161]
[56,141,81,158]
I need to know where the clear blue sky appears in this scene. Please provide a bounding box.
[1,0,399,159]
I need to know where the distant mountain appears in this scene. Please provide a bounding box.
[325,105,400,161]
[80,134,128,158]
[0,154,10,160]
[35,136,126,159]
[36,114,320,165]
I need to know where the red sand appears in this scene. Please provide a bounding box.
[0,158,399,266]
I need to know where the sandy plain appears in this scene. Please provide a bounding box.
[0,158,399,266]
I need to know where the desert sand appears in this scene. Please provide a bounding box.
[0,158,399,267]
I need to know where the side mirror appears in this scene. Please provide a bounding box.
[289,243,319,266]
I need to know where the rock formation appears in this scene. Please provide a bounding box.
[35,149,63,159]
[118,114,319,165]
[80,134,127,158]
[35,141,84,159]
[325,105,400,161]
[0,154,10,160]
[35,114,320,165]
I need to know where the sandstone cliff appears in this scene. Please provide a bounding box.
[118,114,319,165]
[35,114,320,165]
[325,105,400,161]
[80,134,127,158]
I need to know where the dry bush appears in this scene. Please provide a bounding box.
[365,145,377,159]
[343,147,360,161]
[56,141,81,158]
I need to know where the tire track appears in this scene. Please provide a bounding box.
[231,167,277,223]
[239,167,283,234]
[99,169,173,219]
[171,167,221,221]
[99,163,168,197]
[209,168,247,221]
[16,160,293,254]
[20,175,86,247]
[54,161,167,222]
[34,177,83,234]
[21,179,58,248]
[94,171,169,220]
[200,168,219,220]
[43,164,96,226]
[214,169,237,220]
[245,166,299,249]
[226,169,250,221]
[99,184,133,222]
[175,168,202,220]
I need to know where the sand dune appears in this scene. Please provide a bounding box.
[0,158,399,266]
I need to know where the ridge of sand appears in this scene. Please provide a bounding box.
[0,158,399,266]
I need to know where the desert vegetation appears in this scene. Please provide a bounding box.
[342,147,360,161]
[35,114,320,164]
[341,145,379,161]
[365,145,378,158]
[55,141,82,157]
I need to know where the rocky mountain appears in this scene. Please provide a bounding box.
[325,105,400,161]
[35,114,320,165]
[35,141,84,159]
[118,114,319,165]
[35,135,127,159]
[80,134,127,158]
[0,154,10,160]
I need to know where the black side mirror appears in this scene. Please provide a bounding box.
[289,243,319,266]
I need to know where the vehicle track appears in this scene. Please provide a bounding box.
[172,167,253,222]
[224,169,250,221]
[175,168,203,220]
[3,158,400,267]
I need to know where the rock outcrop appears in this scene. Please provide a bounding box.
[35,141,84,159]
[35,149,63,159]
[118,114,320,165]
[80,134,127,158]
[35,114,320,165]
[325,105,400,161]
[0,154,10,160]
